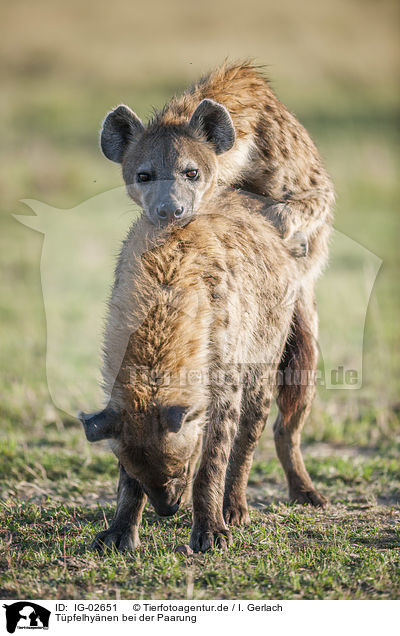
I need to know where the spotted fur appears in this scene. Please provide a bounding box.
[81,189,327,554]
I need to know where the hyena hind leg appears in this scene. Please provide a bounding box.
[223,380,272,526]
[90,463,147,553]
[274,304,328,507]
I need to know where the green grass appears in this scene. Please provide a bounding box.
[0,0,399,600]
[2,502,399,600]
[0,423,399,599]
[0,429,400,599]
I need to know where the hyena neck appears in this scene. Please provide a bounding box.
[216,135,257,187]
[126,212,170,261]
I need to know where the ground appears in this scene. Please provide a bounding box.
[0,0,399,600]
[1,408,399,599]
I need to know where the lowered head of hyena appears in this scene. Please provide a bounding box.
[100,99,235,226]
[80,403,203,517]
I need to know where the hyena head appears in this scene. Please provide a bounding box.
[100,99,235,226]
[79,404,202,516]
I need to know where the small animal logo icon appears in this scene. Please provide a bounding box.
[3,602,50,633]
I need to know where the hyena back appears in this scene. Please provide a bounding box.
[79,190,327,553]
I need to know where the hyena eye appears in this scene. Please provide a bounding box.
[137,172,151,183]
[184,169,199,180]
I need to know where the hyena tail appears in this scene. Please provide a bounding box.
[277,306,316,422]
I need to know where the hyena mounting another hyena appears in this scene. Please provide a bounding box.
[99,62,335,465]
[78,62,333,552]
[79,190,325,553]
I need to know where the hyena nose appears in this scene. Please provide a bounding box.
[156,205,184,222]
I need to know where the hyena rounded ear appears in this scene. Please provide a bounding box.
[100,105,144,163]
[78,408,118,442]
[189,99,235,154]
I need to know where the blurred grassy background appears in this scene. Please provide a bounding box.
[0,0,399,445]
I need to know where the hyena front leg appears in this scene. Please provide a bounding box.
[91,463,147,552]
[274,295,328,507]
[181,436,202,505]
[260,193,332,242]
[190,388,242,552]
[224,379,272,526]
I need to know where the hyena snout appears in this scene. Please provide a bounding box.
[146,486,183,517]
[153,496,182,517]
[155,202,185,222]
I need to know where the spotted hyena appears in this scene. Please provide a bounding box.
[79,188,327,553]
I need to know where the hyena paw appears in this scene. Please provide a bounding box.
[290,488,329,508]
[90,527,139,553]
[190,522,232,553]
[287,231,309,258]
[223,502,250,526]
